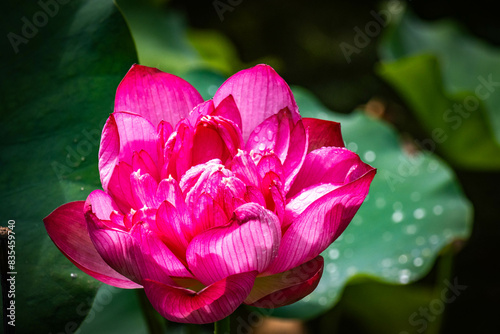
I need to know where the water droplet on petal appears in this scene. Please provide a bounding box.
[258,142,266,151]
[267,130,274,141]
[253,136,260,143]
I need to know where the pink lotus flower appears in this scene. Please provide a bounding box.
[44,64,375,324]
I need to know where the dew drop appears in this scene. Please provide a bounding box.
[258,142,266,151]
[392,211,404,223]
[393,201,403,211]
[347,142,358,152]
[326,263,337,273]
[346,266,358,275]
[427,161,439,172]
[316,185,328,194]
[413,257,424,267]
[364,150,376,162]
[381,258,392,267]
[413,208,426,220]
[80,187,84,191]
[70,273,78,279]
[253,136,260,143]
[429,234,439,245]
[410,192,421,202]
[329,248,339,260]
[207,85,218,96]
[376,197,386,208]
[398,254,408,264]
[352,215,363,226]
[344,234,355,244]
[421,248,432,257]
[405,224,417,235]
[266,130,274,141]
[415,236,426,246]
[399,269,411,284]
[433,205,443,215]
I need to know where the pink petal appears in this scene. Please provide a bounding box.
[266,169,376,274]
[212,94,242,130]
[115,64,204,127]
[288,147,373,199]
[185,100,215,127]
[162,122,194,180]
[230,150,261,188]
[99,112,158,191]
[130,171,159,209]
[303,118,344,152]
[179,160,231,210]
[190,193,229,237]
[257,154,284,180]
[157,121,174,168]
[213,64,300,140]
[245,256,323,307]
[85,190,120,220]
[132,150,160,182]
[283,120,308,193]
[155,200,191,261]
[186,203,281,286]
[107,161,136,212]
[43,201,140,289]
[283,183,339,229]
[86,210,190,285]
[143,271,258,324]
[246,108,293,163]
[192,120,229,166]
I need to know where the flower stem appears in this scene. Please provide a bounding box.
[214,315,230,334]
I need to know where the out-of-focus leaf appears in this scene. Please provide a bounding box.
[269,88,472,319]
[77,287,149,334]
[117,0,241,75]
[0,0,137,332]
[378,10,500,170]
